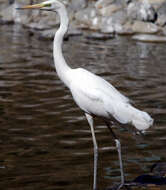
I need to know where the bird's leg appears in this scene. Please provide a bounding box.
[105,122,125,189]
[85,113,98,190]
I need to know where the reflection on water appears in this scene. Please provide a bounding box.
[0,24,166,190]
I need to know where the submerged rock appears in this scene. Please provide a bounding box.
[134,174,166,185]
[84,32,114,40]
[151,162,166,177]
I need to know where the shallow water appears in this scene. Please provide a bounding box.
[0,24,166,190]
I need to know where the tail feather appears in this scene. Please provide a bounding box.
[109,103,153,131]
[131,107,153,131]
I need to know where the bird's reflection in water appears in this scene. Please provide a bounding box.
[106,162,166,190]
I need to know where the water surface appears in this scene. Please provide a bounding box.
[0,25,166,190]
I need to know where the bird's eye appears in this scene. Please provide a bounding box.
[45,3,52,7]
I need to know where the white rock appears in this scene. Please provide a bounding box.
[132,21,159,34]
[75,8,97,27]
[132,34,166,42]
[100,17,114,33]
[127,1,156,22]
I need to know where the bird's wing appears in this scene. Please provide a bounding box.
[69,68,132,124]
[70,69,153,130]
[71,68,130,103]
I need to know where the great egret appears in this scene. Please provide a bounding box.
[17,1,154,189]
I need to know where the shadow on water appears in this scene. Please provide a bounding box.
[0,24,166,190]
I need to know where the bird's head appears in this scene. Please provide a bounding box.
[17,0,64,12]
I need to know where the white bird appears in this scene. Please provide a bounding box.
[18,1,154,190]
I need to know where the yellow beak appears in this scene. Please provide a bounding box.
[18,3,44,9]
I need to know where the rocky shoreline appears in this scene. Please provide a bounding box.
[1,0,166,41]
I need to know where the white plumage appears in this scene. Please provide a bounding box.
[18,0,154,189]
[69,68,153,131]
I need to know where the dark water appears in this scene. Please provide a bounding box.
[0,24,166,190]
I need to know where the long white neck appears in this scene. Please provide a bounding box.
[53,5,71,88]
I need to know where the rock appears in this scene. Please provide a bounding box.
[151,162,166,178]
[39,28,57,39]
[0,0,10,11]
[97,4,122,17]
[132,21,159,34]
[84,32,114,40]
[0,4,14,23]
[161,25,166,35]
[75,7,98,29]
[9,0,14,4]
[156,14,166,27]
[155,2,166,27]
[100,17,114,33]
[25,9,59,30]
[13,2,32,25]
[70,0,88,12]
[116,21,134,34]
[127,1,157,22]
[132,34,166,42]
[39,26,82,40]
[157,2,166,25]
[140,0,165,4]
[100,10,128,34]
[95,0,115,9]
[67,24,83,37]
[111,10,128,25]
[91,16,102,30]
[139,0,165,9]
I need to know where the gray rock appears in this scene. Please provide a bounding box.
[100,10,128,34]
[95,0,115,9]
[156,14,166,27]
[139,0,165,10]
[0,4,14,23]
[127,1,156,22]
[161,26,166,35]
[100,17,114,33]
[91,16,102,30]
[132,20,159,34]
[116,21,134,34]
[39,28,57,39]
[157,2,166,16]
[97,4,122,17]
[132,34,166,42]
[111,10,128,25]
[70,0,88,12]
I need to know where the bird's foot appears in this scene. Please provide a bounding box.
[114,183,131,190]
